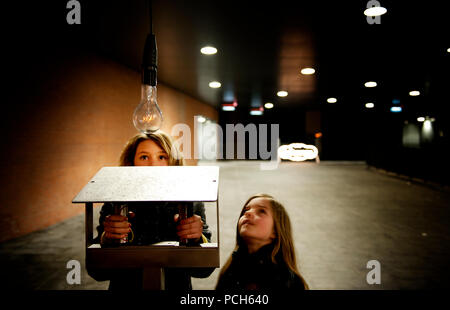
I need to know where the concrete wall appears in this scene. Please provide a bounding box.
[0,49,217,243]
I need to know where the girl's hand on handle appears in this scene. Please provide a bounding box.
[103,215,131,240]
[174,214,203,241]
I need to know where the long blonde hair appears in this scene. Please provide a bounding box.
[119,131,184,166]
[218,193,308,289]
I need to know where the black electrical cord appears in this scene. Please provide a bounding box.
[142,0,157,86]
[148,0,153,34]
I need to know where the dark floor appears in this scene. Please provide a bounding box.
[1,161,449,290]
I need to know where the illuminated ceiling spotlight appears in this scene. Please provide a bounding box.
[300,67,315,75]
[365,102,375,108]
[222,105,235,111]
[447,48,450,53]
[264,102,274,109]
[209,81,221,88]
[200,46,217,55]
[364,5,387,16]
[277,90,288,97]
[390,106,402,113]
[222,101,237,111]
[196,116,206,123]
[417,117,425,122]
[222,106,234,112]
[364,81,377,88]
[409,90,420,96]
[250,107,264,116]
[327,97,337,103]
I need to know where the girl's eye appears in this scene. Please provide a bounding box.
[140,155,149,160]
[159,155,168,160]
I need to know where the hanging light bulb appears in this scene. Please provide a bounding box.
[133,3,163,134]
[133,84,162,133]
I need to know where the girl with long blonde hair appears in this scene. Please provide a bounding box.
[216,194,308,290]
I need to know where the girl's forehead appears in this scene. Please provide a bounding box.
[137,139,164,151]
[246,197,272,209]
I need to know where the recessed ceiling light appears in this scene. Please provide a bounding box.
[209,81,221,88]
[222,106,235,111]
[364,6,387,17]
[277,91,288,97]
[364,81,377,88]
[197,116,206,123]
[390,106,402,112]
[447,48,450,53]
[365,103,375,108]
[250,108,263,116]
[417,117,425,122]
[264,102,274,109]
[222,104,235,111]
[300,68,315,75]
[409,90,420,96]
[327,97,337,103]
[200,46,217,55]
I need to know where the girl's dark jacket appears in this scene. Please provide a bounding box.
[215,243,306,291]
[87,201,214,290]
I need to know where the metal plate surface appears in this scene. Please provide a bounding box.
[73,166,219,203]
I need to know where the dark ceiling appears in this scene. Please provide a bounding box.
[80,0,449,115]
[4,0,450,125]
[87,0,320,108]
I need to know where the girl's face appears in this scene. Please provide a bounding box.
[238,197,276,251]
[133,139,169,166]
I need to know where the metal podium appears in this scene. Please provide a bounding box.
[72,166,220,290]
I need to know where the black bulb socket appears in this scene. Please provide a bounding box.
[141,33,158,86]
